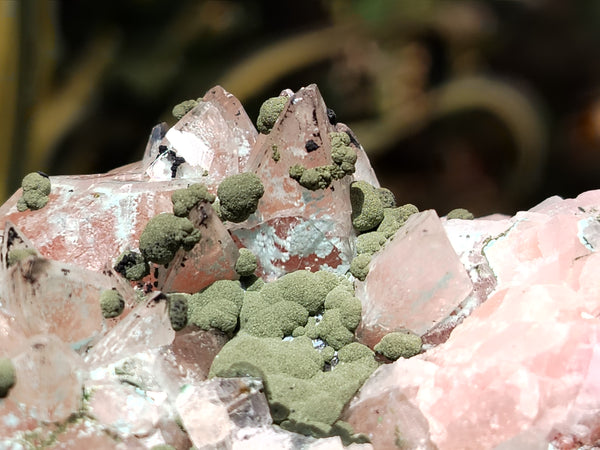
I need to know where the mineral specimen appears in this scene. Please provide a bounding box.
[2,83,600,449]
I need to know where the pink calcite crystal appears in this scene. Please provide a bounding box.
[355,209,474,348]
[3,83,600,449]
[345,191,600,449]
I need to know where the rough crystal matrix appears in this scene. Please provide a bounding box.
[2,84,600,449]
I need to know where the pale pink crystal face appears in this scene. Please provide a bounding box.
[84,293,175,369]
[149,86,258,186]
[346,195,600,449]
[9,334,84,423]
[0,176,185,272]
[355,209,474,348]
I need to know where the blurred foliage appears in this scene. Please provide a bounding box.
[4,0,600,216]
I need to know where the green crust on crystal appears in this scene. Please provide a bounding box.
[355,231,387,255]
[323,285,362,331]
[316,309,355,350]
[217,173,264,223]
[374,331,423,360]
[337,342,375,363]
[171,183,215,217]
[100,289,125,319]
[297,166,333,191]
[209,333,377,439]
[172,99,199,120]
[447,208,475,220]
[271,144,280,162]
[6,248,38,267]
[242,300,309,338]
[17,172,51,212]
[288,132,358,191]
[235,248,258,277]
[0,357,16,398]
[258,270,341,315]
[329,132,357,177]
[139,213,201,265]
[256,96,288,134]
[188,280,244,334]
[168,293,189,331]
[349,253,371,281]
[377,204,419,238]
[320,346,335,363]
[207,269,376,440]
[113,250,149,281]
[350,181,385,232]
[376,187,396,208]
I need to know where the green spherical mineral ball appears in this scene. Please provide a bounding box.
[256,96,288,134]
[374,330,422,360]
[0,357,16,398]
[100,289,125,319]
[235,248,258,277]
[217,173,264,223]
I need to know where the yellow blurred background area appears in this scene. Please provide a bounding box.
[4,0,600,216]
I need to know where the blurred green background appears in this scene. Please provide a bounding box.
[4,0,600,216]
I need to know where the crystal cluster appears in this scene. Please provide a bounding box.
[1,84,600,449]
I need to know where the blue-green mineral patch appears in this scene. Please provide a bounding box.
[171,183,215,217]
[0,357,16,398]
[139,213,201,265]
[17,172,51,212]
[217,173,264,223]
[256,96,288,134]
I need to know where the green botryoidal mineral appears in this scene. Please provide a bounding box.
[235,248,258,277]
[17,172,51,212]
[139,213,201,265]
[349,253,371,281]
[377,204,419,238]
[256,96,288,134]
[288,132,358,191]
[217,173,264,223]
[271,144,281,162]
[113,250,149,281]
[329,132,357,177]
[171,183,215,217]
[168,293,189,331]
[355,231,387,255]
[100,289,125,319]
[188,280,245,334]
[447,208,475,220]
[172,99,200,120]
[376,187,396,208]
[350,181,385,232]
[374,330,423,360]
[0,357,16,398]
